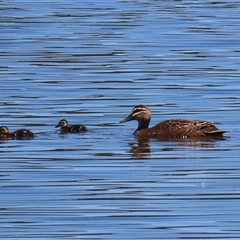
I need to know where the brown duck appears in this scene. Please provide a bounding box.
[120,105,228,139]
[55,119,87,133]
[0,126,34,139]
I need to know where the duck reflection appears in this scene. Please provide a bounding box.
[128,135,228,159]
[157,135,228,144]
[128,138,151,159]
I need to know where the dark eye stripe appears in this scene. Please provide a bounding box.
[132,107,145,114]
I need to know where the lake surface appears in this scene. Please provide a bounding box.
[1,0,240,239]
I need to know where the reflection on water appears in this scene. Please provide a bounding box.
[1,0,240,239]
[128,135,229,159]
[129,138,151,159]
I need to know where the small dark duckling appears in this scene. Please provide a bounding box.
[120,105,229,139]
[0,126,34,139]
[55,119,87,133]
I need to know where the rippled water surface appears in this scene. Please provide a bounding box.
[1,0,240,239]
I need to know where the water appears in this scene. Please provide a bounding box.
[1,0,240,239]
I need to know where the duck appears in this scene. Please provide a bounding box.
[55,119,87,133]
[119,105,229,139]
[0,126,34,139]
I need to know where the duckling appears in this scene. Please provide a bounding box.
[120,105,229,139]
[0,126,34,139]
[55,119,87,133]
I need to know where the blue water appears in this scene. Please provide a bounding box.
[1,0,240,239]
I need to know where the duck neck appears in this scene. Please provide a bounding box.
[137,120,150,131]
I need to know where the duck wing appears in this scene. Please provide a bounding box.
[151,119,228,138]
[68,125,87,133]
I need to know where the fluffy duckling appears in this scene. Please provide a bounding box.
[120,105,228,139]
[55,119,87,133]
[0,126,34,139]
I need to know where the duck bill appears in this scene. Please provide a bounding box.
[119,115,134,123]
[55,124,60,128]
